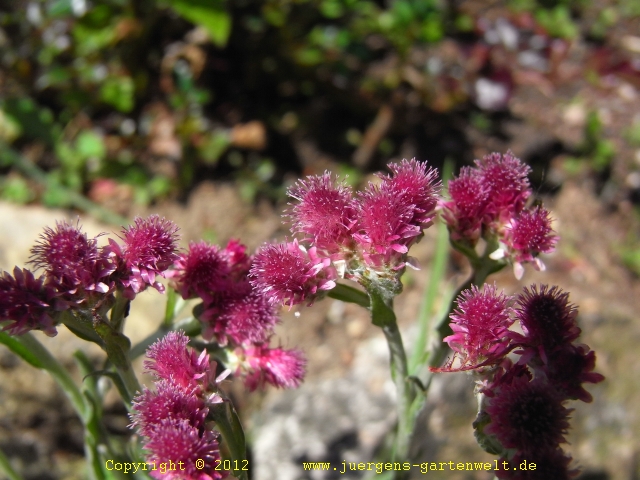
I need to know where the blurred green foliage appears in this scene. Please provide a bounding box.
[0,0,637,218]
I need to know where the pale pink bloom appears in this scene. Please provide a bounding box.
[241,344,306,390]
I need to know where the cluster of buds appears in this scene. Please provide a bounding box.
[169,240,306,390]
[0,215,179,337]
[250,158,441,304]
[130,331,228,480]
[435,284,604,479]
[441,151,558,279]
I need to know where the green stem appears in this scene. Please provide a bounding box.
[327,282,370,308]
[366,286,414,478]
[380,322,416,467]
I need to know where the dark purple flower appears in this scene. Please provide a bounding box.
[286,172,356,255]
[130,379,208,438]
[0,267,57,336]
[543,344,605,403]
[250,240,336,307]
[513,285,581,355]
[441,166,489,243]
[484,372,572,454]
[476,151,532,222]
[439,284,515,371]
[108,215,179,297]
[29,220,113,299]
[142,418,227,480]
[241,344,306,390]
[144,331,212,391]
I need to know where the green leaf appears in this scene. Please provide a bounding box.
[167,0,231,47]
[0,331,47,369]
[100,76,135,113]
[76,131,106,161]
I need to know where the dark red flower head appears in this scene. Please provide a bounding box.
[171,242,232,302]
[29,220,112,298]
[0,267,57,336]
[514,285,581,354]
[485,372,572,454]
[109,215,179,297]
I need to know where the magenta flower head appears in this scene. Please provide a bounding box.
[144,331,213,391]
[502,207,558,279]
[484,372,572,454]
[250,239,336,307]
[476,150,532,222]
[29,220,113,299]
[142,418,227,480]
[437,284,515,372]
[0,267,57,336]
[240,344,307,390]
[286,172,356,255]
[441,166,489,244]
[130,379,208,438]
[513,285,581,356]
[171,242,232,301]
[378,158,440,229]
[204,289,279,346]
[108,215,179,298]
[354,159,440,270]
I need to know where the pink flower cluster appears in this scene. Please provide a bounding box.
[434,284,604,479]
[0,216,179,336]
[441,151,558,279]
[250,159,440,305]
[170,240,306,390]
[130,331,227,480]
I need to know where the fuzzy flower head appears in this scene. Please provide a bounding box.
[202,289,279,346]
[29,220,113,298]
[476,151,532,222]
[171,242,233,302]
[378,158,441,229]
[286,172,356,255]
[501,207,558,279]
[441,166,489,244]
[130,379,208,438]
[142,418,227,480]
[513,285,580,355]
[108,215,179,297]
[484,372,572,454]
[439,284,515,371]
[353,159,440,270]
[250,239,336,307]
[239,344,307,391]
[144,331,213,391]
[0,267,57,336]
